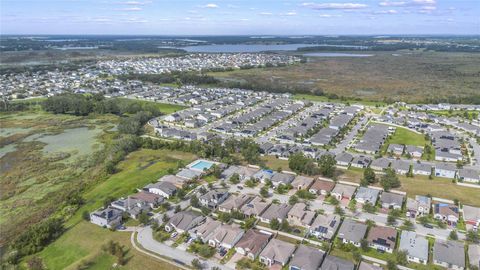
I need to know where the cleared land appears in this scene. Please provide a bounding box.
[35,148,195,269]
[209,51,480,103]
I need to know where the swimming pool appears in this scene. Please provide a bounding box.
[189,160,215,171]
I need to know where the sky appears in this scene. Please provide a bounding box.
[1,0,479,35]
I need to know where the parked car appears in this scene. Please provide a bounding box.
[237,185,244,190]
[171,232,178,238]
[423,224,434,229]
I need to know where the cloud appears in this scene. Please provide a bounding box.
[379,1,407,7]
[318,14,341,17]
[280,11,297,16]
[116,6,142,11]
[200,3,218,8]
[259,12,273,16]
[412,0,436,4]
[374,9,398,14]
[302,2,368,10]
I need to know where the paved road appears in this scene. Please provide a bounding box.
[137,226,233,270]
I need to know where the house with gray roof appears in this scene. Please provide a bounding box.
[405,145,423,158]
[208,224,245,250]
[259,238,296,267]
[271,172,296,187]
[435,163,457,179]
[165,211,206,233]
[218,194,253,213]
[308,213,341,241]
[252,169,275,182]
[191,217,222,242]
[291,176,314,190]
[240,196,270,217]
[412,162,432,176]
[391,159,411,175]
[355,187,381,205]
[287,203,315,228]
[221,165,259,182]
[399,231,428,265]
[387,144,405,156]
[350,155,372,169]
[406,195,431,218]
[463,205,480,229]
[337,218,368,247]
[370,158,391,171]
[90,207,123,229]
[235,229,272,260]
[289,244,325,270]
[380,192,405,210]
[260,203,293,223]
[320,255,355,270]
[145,181,177,199]
[433,239,465,270]
[331,183,357,201]
[458,168,480,183]
[176,168,203,180]
[199,189,229,210]
[335,152,353,167]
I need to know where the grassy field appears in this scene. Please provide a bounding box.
[294,93,385,107]
[36,148,196,269]
[208,51,480,103]
[387,126,426,147]
[117,98,187,114]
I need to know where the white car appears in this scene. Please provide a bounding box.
[171,232,178,238]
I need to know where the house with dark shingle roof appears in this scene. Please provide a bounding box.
[337,218,367,247]
[235,230,272,260]
[320,255,354,270]
[367,226,397,253]
[259,238,296,267]
[289,244,325,270]
[380,192,405,210]
[433,240,465,270]
[260,203,293,223]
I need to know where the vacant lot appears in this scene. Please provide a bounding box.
[209,51,480,103]
[36,148,195,269]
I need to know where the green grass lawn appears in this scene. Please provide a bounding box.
[387,126,426,147]
[34,148,196,269]
[293,94,386,107]
[117,98,187,114]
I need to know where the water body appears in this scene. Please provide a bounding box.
[180,44,313,53]
[303,53,374,57]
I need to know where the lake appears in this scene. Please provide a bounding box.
[303,53,374,57]
[180,44,312,53]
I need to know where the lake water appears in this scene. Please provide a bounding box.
[303,53,374,57]
[180,44,312,53]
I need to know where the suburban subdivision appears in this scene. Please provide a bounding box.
[1,36,480,270]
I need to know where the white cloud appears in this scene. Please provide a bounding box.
[280,11,297,16]
[302,2,368,10]
[412,0,436,4]
[259,12,273,16]
[379,1,407,7]
[374,9,398,14]
[116,7,142,11]
[201,3,218,8]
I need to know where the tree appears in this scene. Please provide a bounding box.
[381,168,401,191]
[387,214,397,226]
[360,238,369,252]
[334,206,345,216]
[466,230,480,244]
[260,187,269,198]
[190,195,200,208]
[362,202,376,213]
[395,250,408,266]
[241,218,256,230]
[270,219,280,230]
[27,256,44,270]
[82,210,90,221]
[280,220,291,233]
[229,173,240,184]
[363,167,377,184]
[138,212,150,225]
[318,154,336,177]
[191,258,203,270]
[449,230,458,240]
[352,250,362,264]
[289,195,299,205]
[386,259,399,270]
[174,205,181,213]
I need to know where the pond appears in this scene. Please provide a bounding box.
[179,43,313,53]
[303,52,374,57]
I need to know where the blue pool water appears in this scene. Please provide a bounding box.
[190,160,214,171]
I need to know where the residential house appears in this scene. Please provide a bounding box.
[289,244,325,270]
[259,203,293,224]
[165,211,206,233]
[406,195,431,218]
[335,152,353,167]
[458,169,480,183]
[271,172,296,188]
[287,203,315,228]
[405,145,423,158]
[468,244,480,270]
[337,218,368,247]
[320,255,355,270]
[367,226,397,253]
[308,213,341,241]
[391,159,411,175]
[309,179,335,196]
[463,205,480,230]
[90,207,123,229]
[387,144,405,156]
[145,181,177,199]
[129,191,164,209]
[239,196,270,217]
[331,183,357,202]
[399,231,429,265]
[218,194,253,213]
[433,203,459,227]
[435,163,457,179]
[208,224,245,250]
[176,168,203,180]
[221,165,259,182]
[380,192,405,210]
[252,169,275,182]
[370,158,391,172]
[199,189,229,210]
[350,155,372,169]
[433,240,465,270]
[191,217,222,242]
[159,174,187,188]
[110,197,150,219]
[355,187,381,205]
[235,230,272,260]
[412,162,432,176]
[259,238,296,267]
[291,176,314,190]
